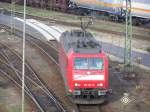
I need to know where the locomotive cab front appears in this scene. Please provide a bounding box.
[73,56,107,92]
[67,50,110,104]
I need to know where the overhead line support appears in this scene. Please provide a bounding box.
[124,0,132,72]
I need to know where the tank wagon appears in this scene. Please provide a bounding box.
[59,30,111,104]
[124,0,150,19]
[69,0,123,16]
[70,0,150,22]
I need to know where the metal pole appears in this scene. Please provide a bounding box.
[22,0,26,112]
[11,0,16,35]
[11,0,13,35]
[124,0,132,72]
[13,0,16,34]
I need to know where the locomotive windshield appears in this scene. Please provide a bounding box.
[74,58,103,70]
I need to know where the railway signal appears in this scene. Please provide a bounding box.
[124,0,132,72]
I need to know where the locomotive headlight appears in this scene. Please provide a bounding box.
[88,84,91,87]
[87,71,91,75]
[100,83,103,86]
[97,83,103,87]
[74,83,80,87]
[75,83,78,87]
[84,84,87,86]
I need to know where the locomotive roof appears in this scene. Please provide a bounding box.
[60,30,101,54]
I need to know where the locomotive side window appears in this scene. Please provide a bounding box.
[74,58,103,70]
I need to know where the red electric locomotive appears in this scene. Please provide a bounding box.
[59,30,111,104]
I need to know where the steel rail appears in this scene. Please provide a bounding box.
[77,105,101,112]
[0,60,45,112]
[1,55,67,111]
[0,38,66,112]
[23,36,67,112]
[27,37,59,65]
[0,57,58,98]
[1,24,67,111]
[1,24,59,64]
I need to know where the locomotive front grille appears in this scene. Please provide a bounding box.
[81,89,98,96]
[73,88,104,96]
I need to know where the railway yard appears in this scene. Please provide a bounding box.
[0,1,150,112]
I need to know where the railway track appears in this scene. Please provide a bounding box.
[0,42,67,112]
[0,60,41,111]
[77,105,101,112]
[2,10,150,41]
[0,24,59,64]
[28,36,59,64]
[1,24,78,111]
